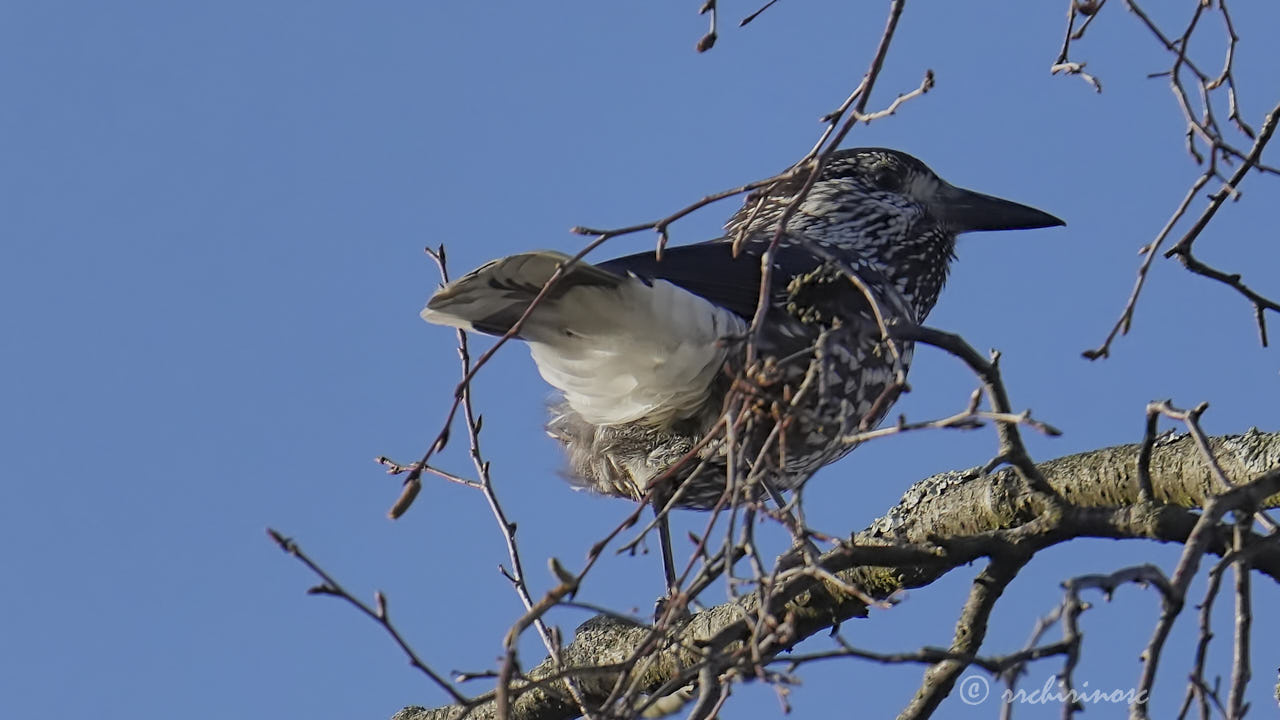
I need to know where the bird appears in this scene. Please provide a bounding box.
[421,148,1063,591]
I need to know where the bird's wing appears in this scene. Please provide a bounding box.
[595,241,826,320]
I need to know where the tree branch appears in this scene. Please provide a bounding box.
[392,429,1280,720]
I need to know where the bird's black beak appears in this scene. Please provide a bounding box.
[935,183,1065,233]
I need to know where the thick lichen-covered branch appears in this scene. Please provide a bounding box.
[394,429,1280,720]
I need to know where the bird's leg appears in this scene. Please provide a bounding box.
[762,479,792,521]
[762,479,821,573]
[656,504,679,596]
[761,478,805,539]
[651,496,688,622]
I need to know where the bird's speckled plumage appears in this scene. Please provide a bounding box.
[422,148,1063,510]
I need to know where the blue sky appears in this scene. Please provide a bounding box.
[3,2,1279,719]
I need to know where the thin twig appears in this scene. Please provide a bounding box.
[266,529,471,706]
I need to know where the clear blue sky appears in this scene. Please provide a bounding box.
[3,3,1278,719]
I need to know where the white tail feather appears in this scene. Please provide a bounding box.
[528,278,744,426]
[422,251,745,427]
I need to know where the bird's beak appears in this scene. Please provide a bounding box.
[935,183,1065,233]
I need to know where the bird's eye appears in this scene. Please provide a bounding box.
[871,167,901,192]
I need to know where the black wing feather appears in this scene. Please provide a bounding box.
[595,241,823,320]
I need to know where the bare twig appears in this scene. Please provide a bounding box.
[1132,472,1280,718]
[739,0,780,27]
[1067,2,1280,356]
[1162,101,1280,348]
[1082,174,1210,360]
[266,529,470,706]
[695,0,717,52]
[900,554,1032,720]
[893,325,1060,501]
[1228,520,1252,719]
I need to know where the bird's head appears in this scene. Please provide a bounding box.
[840,148,1065,234]
[725,148,1063,318]
[728,147,1063,243]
